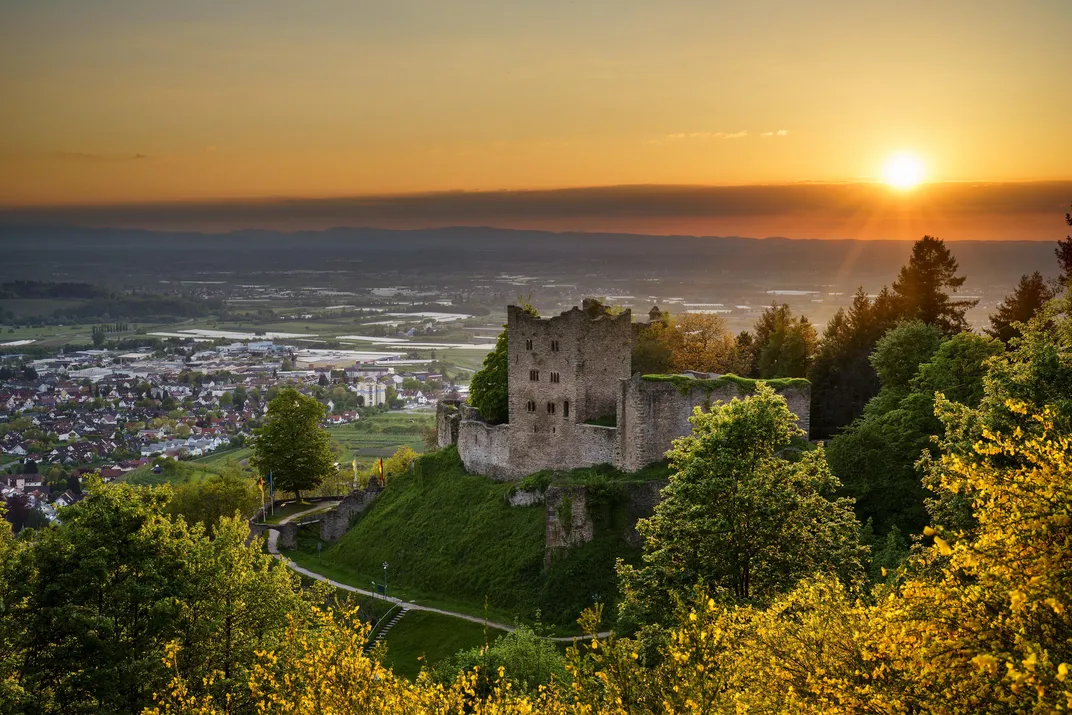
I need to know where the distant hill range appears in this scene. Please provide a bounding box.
[0,224,1058,290]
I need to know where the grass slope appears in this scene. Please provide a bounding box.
[313,447,666,629]
[380,611,506,680]
[322,447,546,620]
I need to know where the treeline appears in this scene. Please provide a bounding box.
[55,294,219,321]
[0,280,107,300]
[91,322,131,334]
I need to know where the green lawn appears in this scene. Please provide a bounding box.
[379,610,507,680]
[263,500,320,524]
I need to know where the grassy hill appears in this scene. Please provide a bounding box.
[289,447,669,629]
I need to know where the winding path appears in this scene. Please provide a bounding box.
[265,505,609,641]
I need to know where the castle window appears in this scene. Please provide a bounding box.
[525,339,533,350]
[563,401,570,417]
[526,400,536,413]
[550,372,560,383]
[547,402,556,415]
[551,340,560,352]
[529,369,539,381]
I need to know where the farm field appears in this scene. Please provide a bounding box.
[327,411,434,465]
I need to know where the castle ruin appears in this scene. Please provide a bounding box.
[438,304,811,480]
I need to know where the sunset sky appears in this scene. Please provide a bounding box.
[1,0,1069,238]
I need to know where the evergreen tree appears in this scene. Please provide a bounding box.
[751,303,818,378]
[892,235,977,333]
[986,271,1054,344]
[1055,202,1072,286]
[828,325,1002,535]
[807,287,901,439]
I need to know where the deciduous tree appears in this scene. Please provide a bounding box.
[468,327,509,424]
[250,388,336,500]
[617,385,864,641]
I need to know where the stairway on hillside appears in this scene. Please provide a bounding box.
[366,605,409,651]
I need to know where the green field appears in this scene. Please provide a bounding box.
[327,411,434,465]
[191,446,253,467]
[124,459,230,486]
[284,446,659,631]
[379,610,507,680]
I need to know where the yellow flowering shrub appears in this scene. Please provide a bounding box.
[147,401,1070,714]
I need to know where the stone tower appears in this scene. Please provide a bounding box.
[506,304,632,472]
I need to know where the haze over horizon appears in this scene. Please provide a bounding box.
[2,1,1070,239]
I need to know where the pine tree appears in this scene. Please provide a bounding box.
[986,271,1054,344]
[892,235,977,333]
[1056,202,1072,286]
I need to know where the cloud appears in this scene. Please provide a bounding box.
[760,130,790,137]
[653,131,748,144]
[50,151,149,162]
[2,182,1068,240]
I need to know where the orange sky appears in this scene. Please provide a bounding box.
[1,1,1069,235]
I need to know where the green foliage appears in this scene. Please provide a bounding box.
[829,330,1003,535]
[751,303,819,378]
[618,385,864,641]
[381,610,507,681]
[515,471,553,493]
[434,624,567,695]
[0,478,321,714]
[318,447,545,618]
[641,372,809,394]
[468,327,509,424]
[250,387,336,499]
[166,471,261,531]
[869,321,945,396]
[892,235,977,333]
[986,270,1054,344]
[312,448,653,626]
[631,320,672,375]
[925,292,1072,532]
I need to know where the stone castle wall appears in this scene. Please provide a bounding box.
[436,400,462,449]
[617,375,811,471]
[320,483,383,542]
[458,417,513,480]
[442,304,812,481]
[503,305,632,480]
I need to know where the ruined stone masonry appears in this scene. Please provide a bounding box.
[439,303,812,481]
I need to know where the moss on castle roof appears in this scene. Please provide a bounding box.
[640,373,810,395]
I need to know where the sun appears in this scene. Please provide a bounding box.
[882,153,925,189]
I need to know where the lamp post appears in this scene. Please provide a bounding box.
[383,561,389,601]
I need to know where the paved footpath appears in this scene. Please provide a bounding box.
[265,504,608,641]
